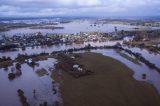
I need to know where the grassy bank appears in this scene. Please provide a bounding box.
[116,50,141,65]
[0,60,13,68]
[52,52,160,106]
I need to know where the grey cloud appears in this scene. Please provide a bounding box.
[0,0,160,17]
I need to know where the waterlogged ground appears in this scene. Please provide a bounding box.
[1,19,160,105]
[123,46,160,68]
[0,41,121,59]
[92,49,160,93]
[0,20,156,37]
[1,42,160,105]
[59,52,160,106]
[0,58,62,106]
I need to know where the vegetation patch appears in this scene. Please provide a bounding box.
[54,52,160,106]
[116,50,141,65]
[55,53,93,78]
[36,68,48,77]
[32,55,48,61]
[0,60,13,68]
[17,89,30,106]
[8,73,16,80]
[16,53,49,63]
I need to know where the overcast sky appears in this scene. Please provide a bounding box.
[0,0,159,17]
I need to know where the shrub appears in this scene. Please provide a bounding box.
[16,63,21,69]
[17,89,30,106]
[17,89,24,96]
[142,74,146,79]
[8,73,16,80]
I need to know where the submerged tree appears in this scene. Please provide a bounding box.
[16,63,21,70]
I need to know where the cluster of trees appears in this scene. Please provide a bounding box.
[8,63,22,80]
[0,56,12,62]
[17,89,30,106]
[8,73,16,80]
[118,47,160,72]
[118,29,160,41]
[16,52,49,61]
[0,44,18,50]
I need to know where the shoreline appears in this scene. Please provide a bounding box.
[52,52,160,106]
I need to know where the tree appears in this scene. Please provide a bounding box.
[16,63,21,70]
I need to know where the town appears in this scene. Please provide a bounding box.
[1,28,160,54]
[0,31,112,50]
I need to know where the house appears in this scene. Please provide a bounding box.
[73,64,83,72]
[73,64,79,68]
[123,36,134,42]
[71,56,75,59]
[78,67,83,71]
[25,58,33,64]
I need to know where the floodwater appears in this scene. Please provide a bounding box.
[0,41,122,59]
[123,46,160,68]
[1,42,160,106]
[0,58,62,106]
[0,20,155,37]
[1,19,160,105]
[92,49,160,93]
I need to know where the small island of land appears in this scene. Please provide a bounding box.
[53,52,160,106]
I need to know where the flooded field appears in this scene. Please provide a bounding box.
[0,58,62,106]
[1,0,160,105]
[0,41,121,59]
[1,19,160,106]
[92,49,160,93]
[123,46,160,68]
[1,41,160,105]
[0,20,156,37]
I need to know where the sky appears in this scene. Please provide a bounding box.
[0,0,160,17]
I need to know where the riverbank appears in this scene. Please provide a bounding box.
[123,41,160,53]
[53,52,160,106]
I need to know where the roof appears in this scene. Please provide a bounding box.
[73,64,79,68]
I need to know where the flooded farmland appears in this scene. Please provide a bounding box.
[1,19,160,106]
[0,58,62,106]
[0,20,158,37]
[1,41,160,105]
